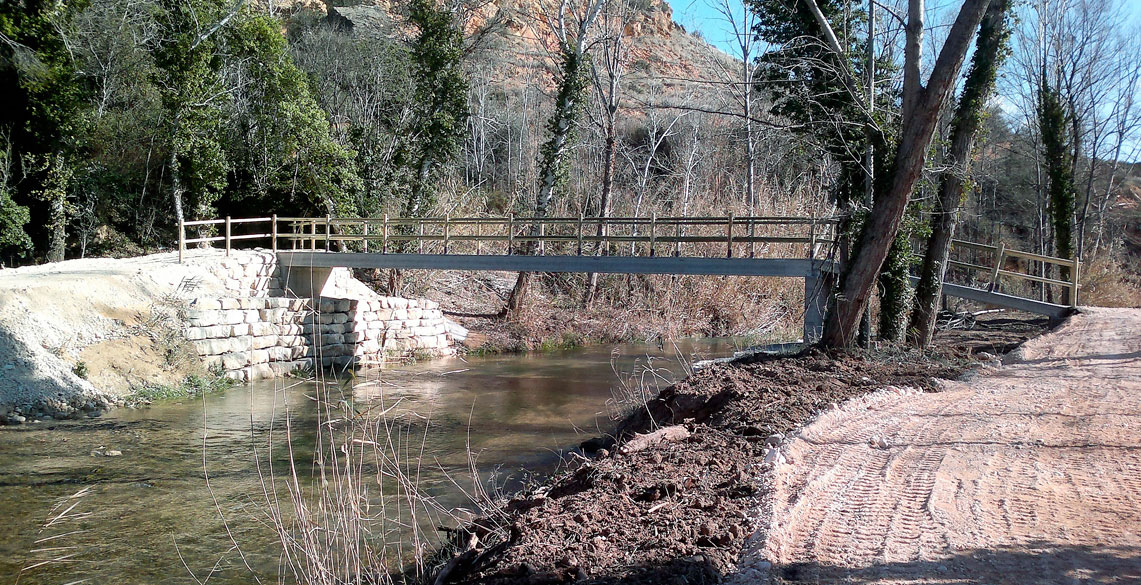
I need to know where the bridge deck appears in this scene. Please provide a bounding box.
[939,282,1073,320]
[276,251,834,277]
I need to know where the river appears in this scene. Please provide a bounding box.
[0,338,744,584]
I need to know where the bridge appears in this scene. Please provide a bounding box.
[177,215,1080,342]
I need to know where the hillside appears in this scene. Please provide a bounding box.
[304,0,737,101]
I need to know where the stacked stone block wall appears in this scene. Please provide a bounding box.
[183,251,455,382]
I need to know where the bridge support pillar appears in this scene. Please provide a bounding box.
[280,264,335,298]
[803,270,831,343]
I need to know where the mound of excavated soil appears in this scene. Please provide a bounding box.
[0,251,246,422]
[429,321,1037,585]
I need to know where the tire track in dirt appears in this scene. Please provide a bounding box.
[752,308,1141,584]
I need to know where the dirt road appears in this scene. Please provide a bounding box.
[759,308,1141,583]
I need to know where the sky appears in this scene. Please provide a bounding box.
[667,0,1141,161]
[669,0,1141,58]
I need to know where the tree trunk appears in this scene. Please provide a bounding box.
[909,0,1010,347]
[503,44,589,317]
[586,126,617,305]
[821,0,993,348]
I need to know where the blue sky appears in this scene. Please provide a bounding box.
[669,0,1141,57]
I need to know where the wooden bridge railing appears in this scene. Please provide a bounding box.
[946,239,1081,307]
[179,214,842,262]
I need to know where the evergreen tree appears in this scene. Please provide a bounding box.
[152,0,230,225]
[225,15,361,216]
[401,0,468,217]
[0,0,88,261]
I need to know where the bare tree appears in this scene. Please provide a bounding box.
[584,0,632,304]
[503,0,606,316]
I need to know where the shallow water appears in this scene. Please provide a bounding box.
[0,338,744,584]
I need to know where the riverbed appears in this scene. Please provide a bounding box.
[0,338,743,584]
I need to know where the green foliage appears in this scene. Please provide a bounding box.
[877,230,913,343]
[0,142,32,259]
[152,0,231,220]
[535,44,592,216]
[225,15,361,215]
[400,0,469,217]
[1038,76,1075,261]
[72,361,89,379]
[750,0,891,205]
[130,372,235,403]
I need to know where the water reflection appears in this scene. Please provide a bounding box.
[0,338,743,584]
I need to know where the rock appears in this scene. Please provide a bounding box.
[619,425,690,455]
[5,414,25,424]
[105,450,122,457]
[698,522,717,537]
[765,433,784,447]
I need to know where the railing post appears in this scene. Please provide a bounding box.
[382,214,389,254]
[726,212,734,258]
[808,216,817,260]
[178,218,185,263]
[443,214,450,254]
[538,221,545,255]
[271,214,278,252]
[1072,258,1081,308]
[987,242,1006,292]
[310,220,317,250]
[418,220,425,254]
[674,218,681,257]
[577,213,584,255]
[748,216,755,258]
[362,221,369,253]
[649,212,657,257]
[225,216,231,257]
[324,215,331,252]
[507,213,514,255]
[477,220,483,255]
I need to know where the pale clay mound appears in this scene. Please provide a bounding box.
[741,307,1141,584]
[0,249,386,422]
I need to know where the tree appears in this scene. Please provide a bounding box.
[0,0,88,261]
[909,0,1012,348]
[401,0,469,217]
[503,0,605,316]
[814,0,996,347]
[225,15,360,216]
[1038,72,1075,288]
[152,0,235,226]
[584,0,631,304]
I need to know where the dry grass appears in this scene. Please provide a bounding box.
[1079,254,1141,308]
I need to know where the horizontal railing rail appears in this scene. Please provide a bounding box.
[946,238,1081,308]
[178,214,842,263]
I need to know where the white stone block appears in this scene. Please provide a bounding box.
[221,352,250,370]
[220,298,241,310]
[192,298,223,311]
[252,336,277,350]
[250,322,278,337]
[249,349,270,365]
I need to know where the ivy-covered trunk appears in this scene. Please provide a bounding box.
[1039,75,1075,304]
[504,44,591,317]
[909,0,1011,347]
[877,231,913,343]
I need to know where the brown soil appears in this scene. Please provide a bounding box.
[758,307,1141,584]
[428,316,1043,584]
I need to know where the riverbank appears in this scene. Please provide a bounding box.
[426,315,1048,584]
[378,269,807,353]
[0,250,459,423]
